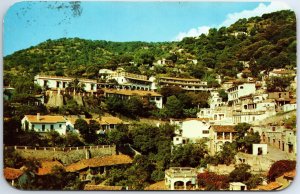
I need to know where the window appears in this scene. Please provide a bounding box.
[50,125,54,131]
[240,86,244,89]
[176,138,179,141]
[59,124,62,128]
[56,81,60,88]
[110,124,114,129]
[203,130,209,134]
[42,125,45,132]
[32,124,35,130]
[272,126,276,132]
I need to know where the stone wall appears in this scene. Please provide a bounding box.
[5,145,116,165]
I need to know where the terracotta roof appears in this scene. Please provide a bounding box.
[184,118,210,122]
[67,116,126,125]
[160,77,201,82]
[212,125,236,132]
[4,167,24,180]
[36,75,97,83]
[84,184,123,190]
[103,88,162,97]
[25,115,66,123]
[256,182,282,191]
[99,116,124,125]
[290,99,297,104]
[144,181,168,190]
[242,68,251,73]
[66,155,133,172]
[283,170,296,179]
[271,70,294,75]
[37,161,64,175]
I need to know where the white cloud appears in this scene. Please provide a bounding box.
[175,26,210,41]
[219,1,291,27]
[174,1,291,41]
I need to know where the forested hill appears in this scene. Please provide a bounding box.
[4,10,296,84]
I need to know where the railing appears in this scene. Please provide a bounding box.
[5,145,115,152]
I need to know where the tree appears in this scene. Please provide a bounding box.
[171,140,208,167]
[164,95,184,118]
[218,142,237,165]
[198,172,229,190]
[268,160,296,181]
[266,76,294,92]
[218,89,228,102]
[229,164,252,183]
[74,119,98,144]
[108,124,129,146]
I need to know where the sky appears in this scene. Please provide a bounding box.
[3,1,291,56]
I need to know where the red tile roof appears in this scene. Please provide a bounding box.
[256,182,282,191]
[284,170,296,179]
[37,161,64,175]
[25,115,66,123]
[84,185,123,190]
[66,155,133,172]
[212,125,236,132]
[4,167,24,180]
[144,181,168,190]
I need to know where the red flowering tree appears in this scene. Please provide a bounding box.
[198,172,229,190]
[268,160,296,181]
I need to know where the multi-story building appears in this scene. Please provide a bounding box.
[209,125,237,155]
[172,118,210,146]
[34,75,97,92]
[227,82,256,106]
[154,77,211,91]
[109,72,152,91]
[165,167,198,190]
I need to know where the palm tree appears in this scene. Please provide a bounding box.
[66,78,86,93]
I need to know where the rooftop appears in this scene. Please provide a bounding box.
[25,115,66,124]
[4,167,24,180]
[84,184,123,190]
[255,182,282,191]
[165,167,197,178]
[35,74,97,83]
[66,155,133,172]
[212,125,236,133]
[144,181,168,190]
[37,161,64,176]
[102,88,162,97]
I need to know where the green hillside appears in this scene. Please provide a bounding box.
[4,10,296,86]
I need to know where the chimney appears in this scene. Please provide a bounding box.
[37,113,40,121]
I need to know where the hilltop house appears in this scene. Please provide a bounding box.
[21,114,67,135]
[66,116,128,134]
[34,75,97,92]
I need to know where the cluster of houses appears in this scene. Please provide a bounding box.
[5,66,297,191]
[21,113,128,135]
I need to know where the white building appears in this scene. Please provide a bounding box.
[229,182,247,191]
[209,91,225,109]
[227,83,256,105]
[109,72,152,91]
[34,75,97,92]
[282,99,297,112]
[172,119,210,146]
[156,77,211,91]
[21,114,67,135]
[165,167,198,190]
